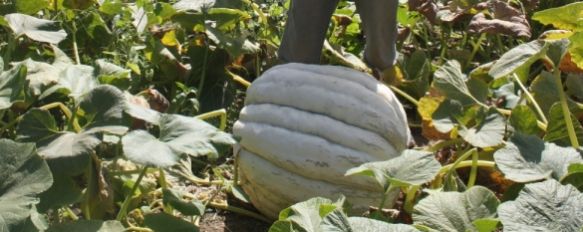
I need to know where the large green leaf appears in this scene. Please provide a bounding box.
[561,163,583,191]
[270,197,419,232]
[15,0,48,15]
[543,103,583,146]
[58,65,99,101]
[78,85,127,129]
[12,59,60,96]
[63,0,96,10]
[498,179,583,231]
[17,86,127,159]
[162,189,205,216]
[488,40,548,79]
[346,150,441,189]
[206,27,260,57]
[143,213,199,232]
[510,105,541,135]
[531,70,582,117]
[47,220,124,232]
[16,109,101,159]
[433,60,476,105]
[532,2,583,31]
[569,32,583,69]
[122,113,235,167]
[0,140,52,231]
[494,134,583,183]
[4,13,67,44]
[173,0,216,12]
[0,64,27,110]
[348,217,420,232]
[412,186,499,232]
[458,109,506,148]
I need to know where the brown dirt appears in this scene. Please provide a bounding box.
[199,210,270,232]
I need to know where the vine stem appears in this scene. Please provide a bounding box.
[464,33,486,69]
[440,160,496,173]
[377,185,397,212]
[443,148,476,181]
[72,21,81,65]
[116,166,149,221]
[552,63,580,148]
[227,70,251,88]
[403,185,420,213]
[467,151,479,188]
[207,202,271,223]
[196,109,227,131]
[512,73,548,125]
[196,37,210,102]
[387,85,419,106]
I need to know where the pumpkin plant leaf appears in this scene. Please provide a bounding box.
[346,150,441,189]
[17,86,128,159]
[494,133,583,183]
[458,109,506,148]
[561,163,583,191]
[15,0,49,15]
[47,220,125,232]
[162,188,205,216]
[144,213,200,232]
[488,40,548,79]
[543,103,583,146]
[0,140,53,231]
[122,114,235,167]
[348,217,420,232]
[412,186,499,232]
[433,60,477,105]
[498,179,583,231]
[4,13,67,44]
[0,64,27,110]
[510,105,541,135]
[568,32,583,69]
[532,2,583,31]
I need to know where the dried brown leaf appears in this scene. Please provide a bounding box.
[468,1,531,38]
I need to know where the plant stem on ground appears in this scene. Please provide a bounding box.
[552,63,580,148]
[117,166,149,221]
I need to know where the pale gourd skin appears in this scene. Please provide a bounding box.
[234,63,411,219]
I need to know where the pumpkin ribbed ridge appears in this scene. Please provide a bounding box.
[238,104,399,159]
[238,149,383,218]
[235,63,411,219]
[245,67,410,150]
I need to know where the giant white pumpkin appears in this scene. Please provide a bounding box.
[233,63,411,218]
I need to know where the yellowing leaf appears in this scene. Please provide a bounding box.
[418,96,445,121]
[539,30,574,41]
[532,2,583,31]
[161,30,179,47]
[568,32,583,69]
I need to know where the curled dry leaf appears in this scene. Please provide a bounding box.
[142,88,170,113]
[560,52,583,74]
[408,0,438,24]
[468,1,531,38]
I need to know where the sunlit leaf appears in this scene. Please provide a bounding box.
[494,133,583,183]
[4,13,67,44]
[122,114,235,167]
[498,179,583,231]
[489,40,547,79]
[47,220,124,232]
[0,65,27,110]
[0,140,52,231]
[144,213,199,232]
[412,186,499,232]
[532,2,583,31]
[346,150,441,189]
[15,0,49,15]
[433,60,476,105]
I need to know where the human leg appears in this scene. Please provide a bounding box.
[278,0,340,64]
[355,0,399,71]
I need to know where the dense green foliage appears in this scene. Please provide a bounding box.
[0,0,582,231]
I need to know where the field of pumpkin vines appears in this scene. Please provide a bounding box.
[1,0,583,231]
